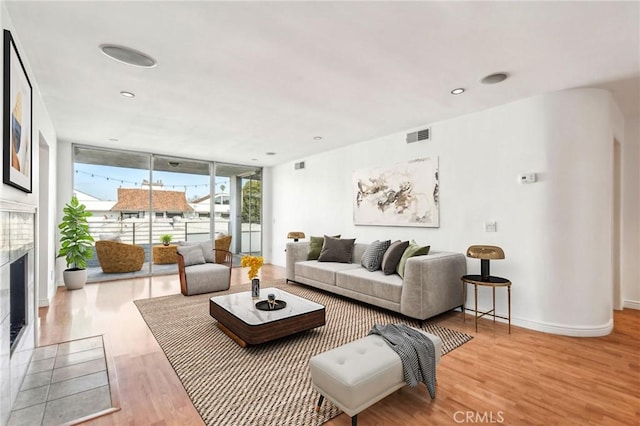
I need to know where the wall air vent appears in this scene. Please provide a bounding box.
[294,161,305,170]
[406,128,430,143]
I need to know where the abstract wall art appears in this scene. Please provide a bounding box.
[353,157,439,227]
[3,30,33,193]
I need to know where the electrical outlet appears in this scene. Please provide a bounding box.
[485,221,497,232]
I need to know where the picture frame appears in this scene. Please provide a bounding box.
[353,157,440,227]
[3,29,33,193]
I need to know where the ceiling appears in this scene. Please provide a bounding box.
[5,1,639,167]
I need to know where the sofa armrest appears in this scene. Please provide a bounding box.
[400,252,467,320]
[286,242,310,281]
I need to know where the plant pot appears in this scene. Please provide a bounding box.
[63,268,88,290]
[162,242,170,246]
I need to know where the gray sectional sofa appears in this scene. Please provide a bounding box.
[285,241,467,320]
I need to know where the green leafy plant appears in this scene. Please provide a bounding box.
[160,234,173,245]
[58,195,95,270]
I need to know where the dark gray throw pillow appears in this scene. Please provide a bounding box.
[381,240,410,275]
[177,244,206,267]
[318,236,356,263]
[361,240,391,272]
[308,234,341,260]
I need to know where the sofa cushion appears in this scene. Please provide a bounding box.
[308,234,341,260]
[336,268,403,303]
[381,240,409,275]
[177,244,206,266]
[396,241,431,278]
[295,260,361,285]
[360,240,391,272]
[318,236,356,263]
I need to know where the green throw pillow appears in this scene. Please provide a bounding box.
[307,234,341,260]
[396,240,430,278]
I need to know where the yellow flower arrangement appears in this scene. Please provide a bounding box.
[241,255,264,280]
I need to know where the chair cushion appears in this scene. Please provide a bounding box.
[199,240,215,263]
[178,244,206,266]
[184,263,230,295]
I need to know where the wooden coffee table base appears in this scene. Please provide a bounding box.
[217,323,248,348]
[209,291,326,347]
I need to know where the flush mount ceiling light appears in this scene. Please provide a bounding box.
[266,152,277,156]
[450,88,465,95]
[120,91,135,98]
[168,162,180,168]
[99,44,157,68]
[313,136,323,140]
[481,72,509,85]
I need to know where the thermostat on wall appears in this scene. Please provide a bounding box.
[519,173,537,184]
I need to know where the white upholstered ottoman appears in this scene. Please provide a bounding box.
[309,328,442,425]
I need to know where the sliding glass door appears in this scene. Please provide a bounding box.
[73,145,262,280]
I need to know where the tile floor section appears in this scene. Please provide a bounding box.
[8,336,113,426]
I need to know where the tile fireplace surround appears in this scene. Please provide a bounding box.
[0,200,36,426]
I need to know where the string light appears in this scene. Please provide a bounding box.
[74,169,211,189]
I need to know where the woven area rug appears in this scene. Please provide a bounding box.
[134,280,472,426]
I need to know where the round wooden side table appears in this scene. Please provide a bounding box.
[461,274,511,333]
[153,244,178,264]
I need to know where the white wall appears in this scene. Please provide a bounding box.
[271,88,628,337]
[622,115,640,309]
[0,1,58,422]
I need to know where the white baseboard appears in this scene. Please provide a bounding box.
[623,300,640,310]
[38,298,50,307]
[464,304,614,337]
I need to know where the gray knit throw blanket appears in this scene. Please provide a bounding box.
[369,323,436,399]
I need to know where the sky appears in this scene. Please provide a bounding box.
[74,163,230,201]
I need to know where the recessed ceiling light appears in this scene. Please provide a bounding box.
[313,136,323,140]
[99,44,157,68]
[451,88,465,95]
[120,91,135,98]
[481,73,509,85]
[108,138,119,142]
[266,152,277,156]
[251,158,258,161]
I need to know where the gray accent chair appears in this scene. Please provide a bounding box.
[177,248,233,296]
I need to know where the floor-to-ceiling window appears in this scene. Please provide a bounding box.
[214,163,262,257]
[73,146,261,280]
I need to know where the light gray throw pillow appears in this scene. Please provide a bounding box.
[177,244,206,266]
[199,240,215,263]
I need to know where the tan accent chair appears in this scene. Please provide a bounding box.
[95,240,145,273]
[214,235,232,263]
[178,248,233,296]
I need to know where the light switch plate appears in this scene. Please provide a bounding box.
[485,221,497,232]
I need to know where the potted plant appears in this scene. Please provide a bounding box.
[160,234,173,246]
[58,195,94,290]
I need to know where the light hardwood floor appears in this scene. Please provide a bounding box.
[38,265,639,425]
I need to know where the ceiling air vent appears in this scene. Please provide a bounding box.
[294,161,305,170]
[406,128,430,143]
